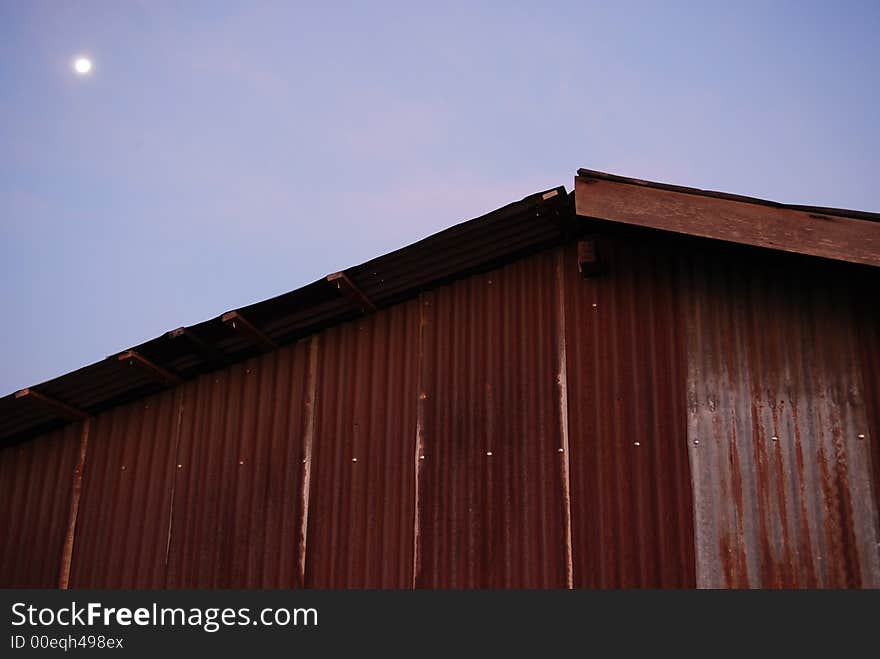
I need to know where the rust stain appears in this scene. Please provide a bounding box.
[297,335,319,586]
[58,419,90,589]
[555,248,575,589]
[684,241,880,588]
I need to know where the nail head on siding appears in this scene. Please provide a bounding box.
[858,433,866,440]
[693,439,700,446]
[633,442,640,447]
[771,435,779,441]
[352,458,358,463]
[486,451,493,456]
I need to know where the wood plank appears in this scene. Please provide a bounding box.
[327,271,377,313]
[117,350,183,385]
[14,388,88,421]
[575,176,880,267]
[221,311,277,351]
[169,327,228,365]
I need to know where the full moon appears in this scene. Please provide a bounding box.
[73,57,92,75]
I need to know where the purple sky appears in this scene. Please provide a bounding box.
[2,1,879,395]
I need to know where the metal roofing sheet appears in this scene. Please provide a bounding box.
[0,422,84,587]
[681,243,880,587]
[560,237,696,588]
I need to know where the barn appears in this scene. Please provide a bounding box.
[2,168,879,588]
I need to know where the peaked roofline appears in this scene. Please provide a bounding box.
[1,185,572,445]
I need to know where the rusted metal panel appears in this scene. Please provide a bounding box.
[561,237,696,588]
[856,295,880,519]
[165,340,313,588]
[305,301,420,588]
[67,389,180,588]
[0,422,83,587]
[682,249,880,588]
[415,250,569,588]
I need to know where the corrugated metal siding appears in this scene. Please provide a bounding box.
[682,249,880,588]
[68,389,180,588]
[0,423,82,587]
[305,302,420,587]
[562,237,696,588]
[5,233,880,590]
[856,291,880,521]
[415,250,568,588]
[165,340,313,588]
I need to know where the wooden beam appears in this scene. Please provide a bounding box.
[14,388,87,421]
[328,271,377,313]
[221,311,277,351]
[117,350,183,386]
[575,175,880,268]
[577,237,602,277]
[169,326,228,365]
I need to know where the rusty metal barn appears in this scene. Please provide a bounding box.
[2,168,879,589]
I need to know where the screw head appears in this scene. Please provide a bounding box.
[352,458,358,463]
[177,464,182,469]
[486,451,493,456]
[771,435,779,441]
[857,433,866,440]
[693,439,700,446]
[557,447,564,453]
[634,441,641,447]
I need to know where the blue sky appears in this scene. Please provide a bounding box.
[1,1,878,394]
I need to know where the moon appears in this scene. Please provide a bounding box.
[73,57,92,75]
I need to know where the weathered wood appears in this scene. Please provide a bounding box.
[14,388,87,421]
[117,350,183,385]
[575,176,880,267]
[221,311,277,351]
[328,271,377,313]
[169,326,228,365]
[577,237,602,276]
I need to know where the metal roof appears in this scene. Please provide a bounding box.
[1,186,572,445]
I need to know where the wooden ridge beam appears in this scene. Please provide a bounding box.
[575,175,880,268]
[14,388,88,421]
[221,311,277,352]
[117,350,183,386]
[328,271,377,314]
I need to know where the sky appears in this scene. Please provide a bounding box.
[1,1,879,395]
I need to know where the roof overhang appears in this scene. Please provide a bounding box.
[575,169,880,268]
[0,185,572,445]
